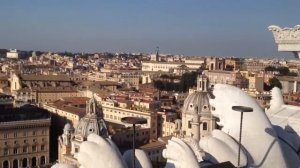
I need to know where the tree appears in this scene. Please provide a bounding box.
[164,81,174,91]
[265,66,276,72]
[263,82,272,91]
[153,80,164,91]
[269,77,282,89]
[179,71,198,92]
[153,71,198,92]
[160,74,170,79]
[277,67,290,76]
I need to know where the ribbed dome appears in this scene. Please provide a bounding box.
[182,91,210,115]
[75,115,107,139]
[74,97,108,140]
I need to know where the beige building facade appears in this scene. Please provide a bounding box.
[0,107,51,168]
[102,100,158,140]
[278,76,300,94]
[204,70,248,89]
[248,74,264,92]
[142,61,202,72]
[225,58,242,70]
[205,57,225,70]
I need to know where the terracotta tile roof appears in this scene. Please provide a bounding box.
[58,105,86,117]
[49,98,87,117]
[20,74,71,81]
[61,97,90,105]
[80,81,118,86]
[18,87,77,93]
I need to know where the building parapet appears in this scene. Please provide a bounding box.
[0,118,51,129]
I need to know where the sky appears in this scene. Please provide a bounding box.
[0,1,300,58]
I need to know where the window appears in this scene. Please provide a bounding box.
[23,147,28,153]
[31,157,37,167]
[203,122,208,131]
[188,121,192,129]
[14,132,17,138]
[23,132,27,137]
[41,145,45,151]
[32,145,37,152]
[4,133,8,139]
[13,159,18,168]
[3,160,9,168]
[22,158,28,167]
[13,148,18,154]
[32,131,36,136]
[3,148,8,155]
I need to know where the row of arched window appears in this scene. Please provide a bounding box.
[2,156,46,168]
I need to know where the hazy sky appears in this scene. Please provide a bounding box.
[0,1,299,58]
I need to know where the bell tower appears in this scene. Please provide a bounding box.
[150,47,159,61]
[197,73,208,92]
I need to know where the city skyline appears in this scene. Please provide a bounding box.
[0,1,300,58]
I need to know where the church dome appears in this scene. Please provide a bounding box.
[182,91,210,115]
[74,97,108,141]
[75,116,107,139]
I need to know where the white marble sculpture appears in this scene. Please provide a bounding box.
[206,84,298,168]
[78,134,127,168]
[200,129,247,166]
[123,150,152,168]
[266,87,300,165]
[53,134,153,168]
[163,137,199,168]
[268,25,300,58]
[267,87,300,135]
[53,84,300,168]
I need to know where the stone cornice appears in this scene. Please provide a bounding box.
[269,25,300,44]
[0,118,51,129]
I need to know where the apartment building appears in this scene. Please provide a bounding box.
[0,106,51,168]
